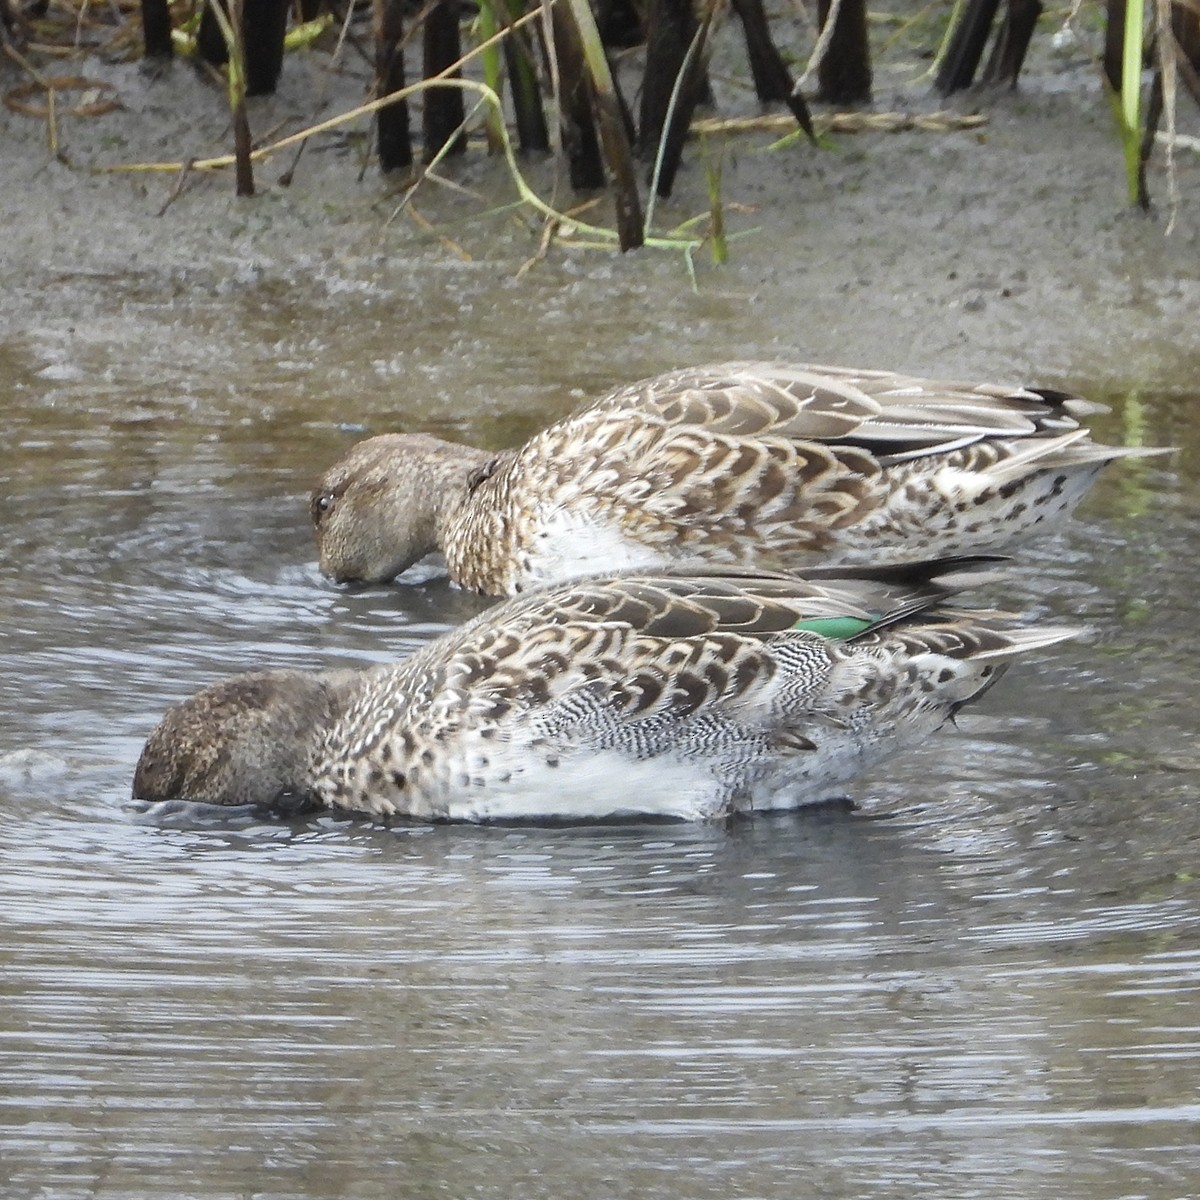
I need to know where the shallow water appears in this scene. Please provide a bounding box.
[3,275,1200,1200]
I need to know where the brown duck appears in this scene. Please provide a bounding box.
[311,362,1165,596]
[133,563,1078,822]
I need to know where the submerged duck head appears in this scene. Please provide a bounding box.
[310,433,491,585]
[306,365,1171,598]
[132,561,1082,823]
[132,670,346,810]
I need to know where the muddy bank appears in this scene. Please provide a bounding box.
[3,21,1200,405]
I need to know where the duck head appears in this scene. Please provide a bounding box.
[132,669,349,811]
[310,433,491,584]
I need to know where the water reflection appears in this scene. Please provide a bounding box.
[2,313,1199,1198]
[4,814,1199,1198]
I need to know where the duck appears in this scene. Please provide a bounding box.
[132,561,1078,823]
[310,361,1165,597]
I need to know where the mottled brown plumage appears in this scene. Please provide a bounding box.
[133,563,1079,823]
[311,363,1166,596]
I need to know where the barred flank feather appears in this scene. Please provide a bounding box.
[134,563,1081,822]
[312,362,1168,596]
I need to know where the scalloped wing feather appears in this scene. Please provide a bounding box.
[579,362,1098,447]
[446,363,1168,592]
[311,569,1080,820]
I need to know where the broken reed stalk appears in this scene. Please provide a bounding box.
[729,0,815,140]
[560,0,644,249]
[203,0,255,194]
[934,0,1001,93]
[140,0,173,58]
[104,13,696,255]
[1152,0,1181,227]
[644,7,714,210]
[692,110,989,135]
[980,0,1043,86]
[375,0,413,170]
[422,0,467,160]
[1138,51,1163,209]
[547,4,607,190]
[816,0,872,104]
[46,85,59,157]
[229,3,254,194]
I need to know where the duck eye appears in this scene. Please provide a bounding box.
[311,492,335,524]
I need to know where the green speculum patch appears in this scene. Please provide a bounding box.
[792,616,875,640]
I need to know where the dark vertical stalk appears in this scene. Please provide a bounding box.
[374,0,413,171]
[140,0,174,58]
[730,0,788,99]
[197,1,230,67]
[232,100,255,195]
[981,0,1043,86]
[243,0,290,95]
[816,0,872,105]
[196,0,288,93]
[550,6,606,189]
[561,0,643,248]
[1103,0,1126,91]
[231,0,255,195]
[1136,65,1162,210]
[934,0,1001,94]
[594,91,644,248]
[646,7,717,198]
[422,0,467,160]
[638,0,698,161]
[503,37,551,154]
[730,0,815,141]
[194,0,255,191]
